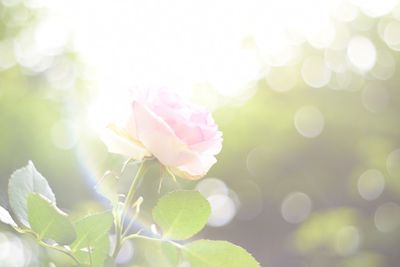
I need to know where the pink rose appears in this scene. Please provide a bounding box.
[101,89,223,180]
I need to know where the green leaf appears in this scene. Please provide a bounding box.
[8,161,56,226]
[103,257,117,267]
[182,240,260,267]
[0,206,17,228]
[152,190,211,240]
[71,211,113,267]
[141,239,179,267]
[27,193,76,245]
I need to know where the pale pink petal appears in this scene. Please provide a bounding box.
[171,154,217,180]
[190,133,223,155]
[172,123,204,145]
[151,105,216,145]
[133,102,199,166]
[102,88,223,180]
[100,124,151,160]
[126,114,138,138]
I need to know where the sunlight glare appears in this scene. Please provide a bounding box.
[37,0,398,131]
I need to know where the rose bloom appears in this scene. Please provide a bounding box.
[101,89,223,180]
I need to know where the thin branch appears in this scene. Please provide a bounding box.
[37,240,81,265]
[112,160,149,259]
[121,196,143,237]
[123,233,183,249]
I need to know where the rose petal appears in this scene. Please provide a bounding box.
[133,102,199,166]
[171,154,217,180]
[100,124,151,160]
[190,132,223,154]
[126,114,138,138]
[172,123,205,145]
[151,101,205,144]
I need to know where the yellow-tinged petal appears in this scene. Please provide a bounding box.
[101,124,152,160]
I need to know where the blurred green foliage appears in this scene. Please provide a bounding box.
[0,1,400,267]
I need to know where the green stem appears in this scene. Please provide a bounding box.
[123,161,148,216]
[123,233,160,243]
[123,233,183,249]
[37,240,81,265]
[120,158,134,174]
[111,158,134,259]
[122,197,143,237]
[112,160,149,259]
[17,228,81,265]
[112,216,122,258]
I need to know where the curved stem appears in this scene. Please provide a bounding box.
[112,210,122,258]
[120,158,134,174]
[17,228,81,265]
[37,240,81,265]
[112,160,149,259]
[123,161,148,216]
[123,233,160,243]
[123,233,183,249]
[111,158,134,259]
[122,197,143,237]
